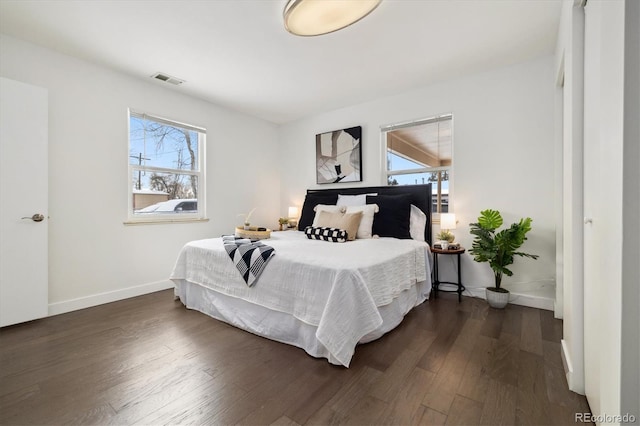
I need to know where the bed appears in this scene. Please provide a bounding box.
[170,184,433,367]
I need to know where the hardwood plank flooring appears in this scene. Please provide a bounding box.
[0,290,592,425]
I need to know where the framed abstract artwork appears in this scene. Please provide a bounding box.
[315,126,362,184]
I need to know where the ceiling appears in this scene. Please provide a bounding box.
[0,0,561,124]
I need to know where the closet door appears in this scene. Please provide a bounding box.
[582,0,602,414]
[0,77,48,327]
[582,0,626,416]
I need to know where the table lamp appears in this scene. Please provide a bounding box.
[439,213,457,244]
[288,206,299,229]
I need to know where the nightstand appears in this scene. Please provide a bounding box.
[431,246,466,302]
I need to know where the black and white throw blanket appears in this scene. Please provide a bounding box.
[222,235,275,287]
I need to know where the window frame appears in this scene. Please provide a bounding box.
[125,109,207,225]
[381,114,453,221]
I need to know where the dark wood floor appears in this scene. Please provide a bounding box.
[0,290,591,425]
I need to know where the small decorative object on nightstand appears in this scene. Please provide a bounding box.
[278,217,289,231]
[431,246,466,302]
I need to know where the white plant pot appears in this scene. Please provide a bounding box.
[486,288,510,309]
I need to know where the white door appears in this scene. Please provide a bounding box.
[583,0,626,416]
[0,77,48,327]
[582,1,602,413]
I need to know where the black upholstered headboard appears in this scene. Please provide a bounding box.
[307,184,433,245]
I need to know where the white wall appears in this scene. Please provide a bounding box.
[0,34,280,313]
[279,56,556,305]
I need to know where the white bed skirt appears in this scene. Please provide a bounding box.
[174,279,431,366]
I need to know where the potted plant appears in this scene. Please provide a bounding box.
[278,217,289,231]
[469,209,539,308]
[436,229,455,243]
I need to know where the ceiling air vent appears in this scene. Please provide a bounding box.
[151,72,185,86]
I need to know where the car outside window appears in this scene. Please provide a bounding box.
[127,110,206,223]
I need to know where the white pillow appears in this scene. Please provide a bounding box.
[409,204,427,242]
[313,204,379,239]
[337,193,377,206]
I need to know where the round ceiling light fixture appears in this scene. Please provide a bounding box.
[284,0,382,37]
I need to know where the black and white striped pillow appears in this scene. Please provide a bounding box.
[304,226,348,243]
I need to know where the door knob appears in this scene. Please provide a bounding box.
[22,214,45,222]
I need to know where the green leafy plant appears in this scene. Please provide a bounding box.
[469,209,539,292]
[278,217,289,225]
[436,229,455,243]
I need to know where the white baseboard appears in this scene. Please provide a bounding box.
[561,338,586,395]
[48,280,174,317]
[465,285,555,311]
[561,338,573,381]
[554,299,564,320]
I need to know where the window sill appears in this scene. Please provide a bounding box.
[123,217,209,226]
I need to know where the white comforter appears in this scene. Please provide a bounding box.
[170,231,430,366]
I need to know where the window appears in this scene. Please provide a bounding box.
[127,111,206,222]
[382,114,452,215]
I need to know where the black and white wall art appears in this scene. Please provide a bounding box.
[315,126,362,184]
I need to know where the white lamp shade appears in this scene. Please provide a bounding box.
[288,206,299,218]
[440,213,457,230]
[284,0,381,36]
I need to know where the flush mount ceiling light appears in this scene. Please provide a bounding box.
[284,0,381,36]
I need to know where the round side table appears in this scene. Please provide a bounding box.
[431,246,466,302]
